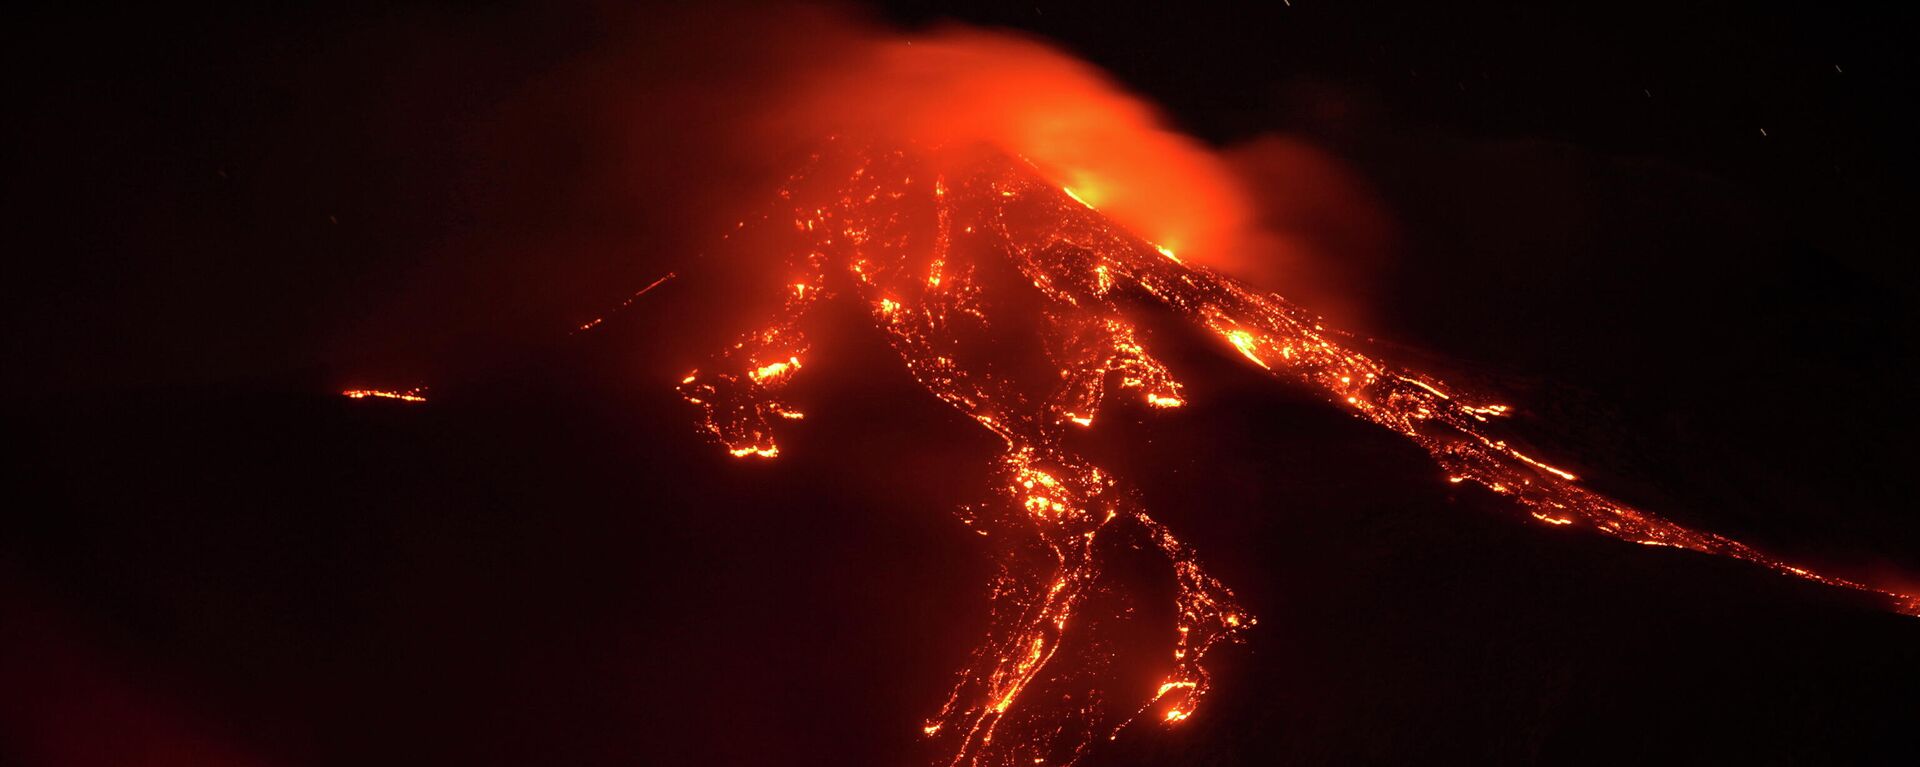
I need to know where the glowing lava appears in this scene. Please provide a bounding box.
[341,388,427,403]
[674,141,1919,766]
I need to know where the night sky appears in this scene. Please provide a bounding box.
[7,2,1919,765]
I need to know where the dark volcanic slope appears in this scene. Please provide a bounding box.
[8,300,1916,765]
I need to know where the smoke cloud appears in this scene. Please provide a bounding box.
[338,2,1392,374]
[716,7,1391,308]
[756,25,1255,265]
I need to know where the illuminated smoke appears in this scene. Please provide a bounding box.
[748,21,1256,273]
[717,14,1387,304]
[1223,135,1396,325]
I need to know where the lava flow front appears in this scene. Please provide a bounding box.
[673,141,1918,766]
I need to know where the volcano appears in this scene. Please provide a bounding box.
[15,3,1920,765]
[664,141,1919,766]
[14,137,1919,767]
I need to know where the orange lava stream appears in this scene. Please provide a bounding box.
[674,140,1918,766]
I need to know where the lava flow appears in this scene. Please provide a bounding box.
[340,387,427,403]
[673,140,1919,766]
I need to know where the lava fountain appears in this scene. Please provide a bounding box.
[670,139,1920,766]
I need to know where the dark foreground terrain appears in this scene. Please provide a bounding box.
[8,296,1918,765]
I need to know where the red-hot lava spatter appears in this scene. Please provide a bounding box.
[675,142,1919,766]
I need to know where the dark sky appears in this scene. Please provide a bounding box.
[7,2,1919,765]
[9,0,1918,383]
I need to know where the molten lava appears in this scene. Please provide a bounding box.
[340,387,427,403]
[674,141,1919,766]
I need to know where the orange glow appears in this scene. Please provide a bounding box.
[772,29,1255,272]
